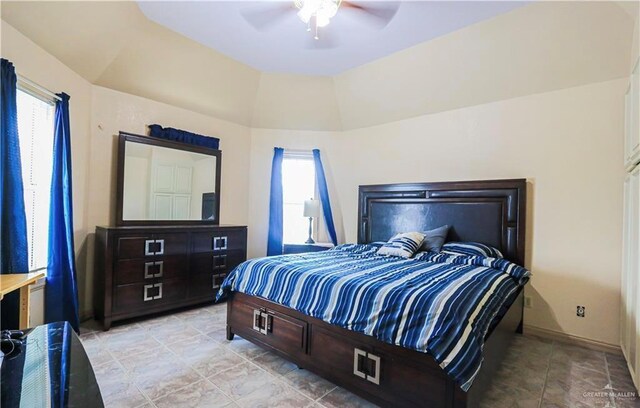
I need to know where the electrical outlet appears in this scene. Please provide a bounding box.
[576,305,585,318]
[524,296,532,308]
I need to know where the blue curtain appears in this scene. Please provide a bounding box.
[267,147,284,256]
[45,92,80,333]
[1,58,29,329]
[148,124,220,149]
[312,149,338,246]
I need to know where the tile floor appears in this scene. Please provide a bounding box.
[80,303,639,408]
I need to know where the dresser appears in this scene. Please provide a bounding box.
[93,225,247,330]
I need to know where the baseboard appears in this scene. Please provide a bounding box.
[523,324,622,355]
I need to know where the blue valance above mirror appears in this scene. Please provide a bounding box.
[148,124,220,150]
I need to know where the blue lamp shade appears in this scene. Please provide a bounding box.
[303,199,320,218]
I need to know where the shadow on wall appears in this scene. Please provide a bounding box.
[520,179,566,341]
[524,284,562,334]
[75,233,90,321]
[525,179,535,271]
[80,133,120,320]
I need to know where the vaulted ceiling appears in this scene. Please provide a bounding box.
[137,1,527,76]
[1,1,635,131]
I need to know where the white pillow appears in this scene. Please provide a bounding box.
[377,232,426,258]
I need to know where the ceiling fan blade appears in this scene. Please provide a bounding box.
[240,3,295,31]
[341,1,400,29]
[304,29,339,50]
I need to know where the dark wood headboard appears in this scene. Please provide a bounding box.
[357,179,526,266]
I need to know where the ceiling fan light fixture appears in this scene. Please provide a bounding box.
[316,14,331,28]
[296,5,313,24]
[295,0,341,31]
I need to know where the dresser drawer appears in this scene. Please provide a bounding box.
[191,229,247,253]
[116,233,188,260]
[113,278,187,313]
[116,235,152,259]
[190,250,246,275]
[188,271,226,299]
[309,326,447,407]
[230,299,307,354]
[115,255,187,285]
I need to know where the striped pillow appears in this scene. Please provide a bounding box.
[377,232,426,258]
[441,242,504,259]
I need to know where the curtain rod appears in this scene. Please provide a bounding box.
[17,75,61,102]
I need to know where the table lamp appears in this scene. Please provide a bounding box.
[303,199,320,244]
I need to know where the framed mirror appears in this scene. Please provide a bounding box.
[116,132,222,226]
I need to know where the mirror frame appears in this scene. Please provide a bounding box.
[115,132,222,226]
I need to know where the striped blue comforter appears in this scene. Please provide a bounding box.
[217,244,530,390]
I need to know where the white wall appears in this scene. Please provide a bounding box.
[248,79,627,347]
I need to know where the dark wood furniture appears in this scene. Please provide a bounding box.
[95,130,247,330]
[1,322,103,407]
[283,242,334,254]
[94,225,246,330]
[226,179,527,408]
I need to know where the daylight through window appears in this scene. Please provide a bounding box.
[17,88,55,271]
[282,153,316,244]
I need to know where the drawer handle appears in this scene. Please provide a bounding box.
[155,239,164,255]
[266,314,273,333]
[213,236,228,251]
[143,284,154,301]
[143,283,163,301]
[212,254,227,270]
[353,348,381,385]
[212,273,226,290]
[252,309,269,335]
[353,348,367,379]
[144,240,155,256]
[144,239,165,256]
[367,353,381,385]
[144,261,164,279]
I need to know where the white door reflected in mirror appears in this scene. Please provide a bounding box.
[122,140,218,221]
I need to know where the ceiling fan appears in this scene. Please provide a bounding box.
[241,1,400,46]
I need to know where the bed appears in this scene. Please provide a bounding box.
[221,179,527,407]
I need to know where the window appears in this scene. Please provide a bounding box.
[282,152,316,243]
[16,87,55,271]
